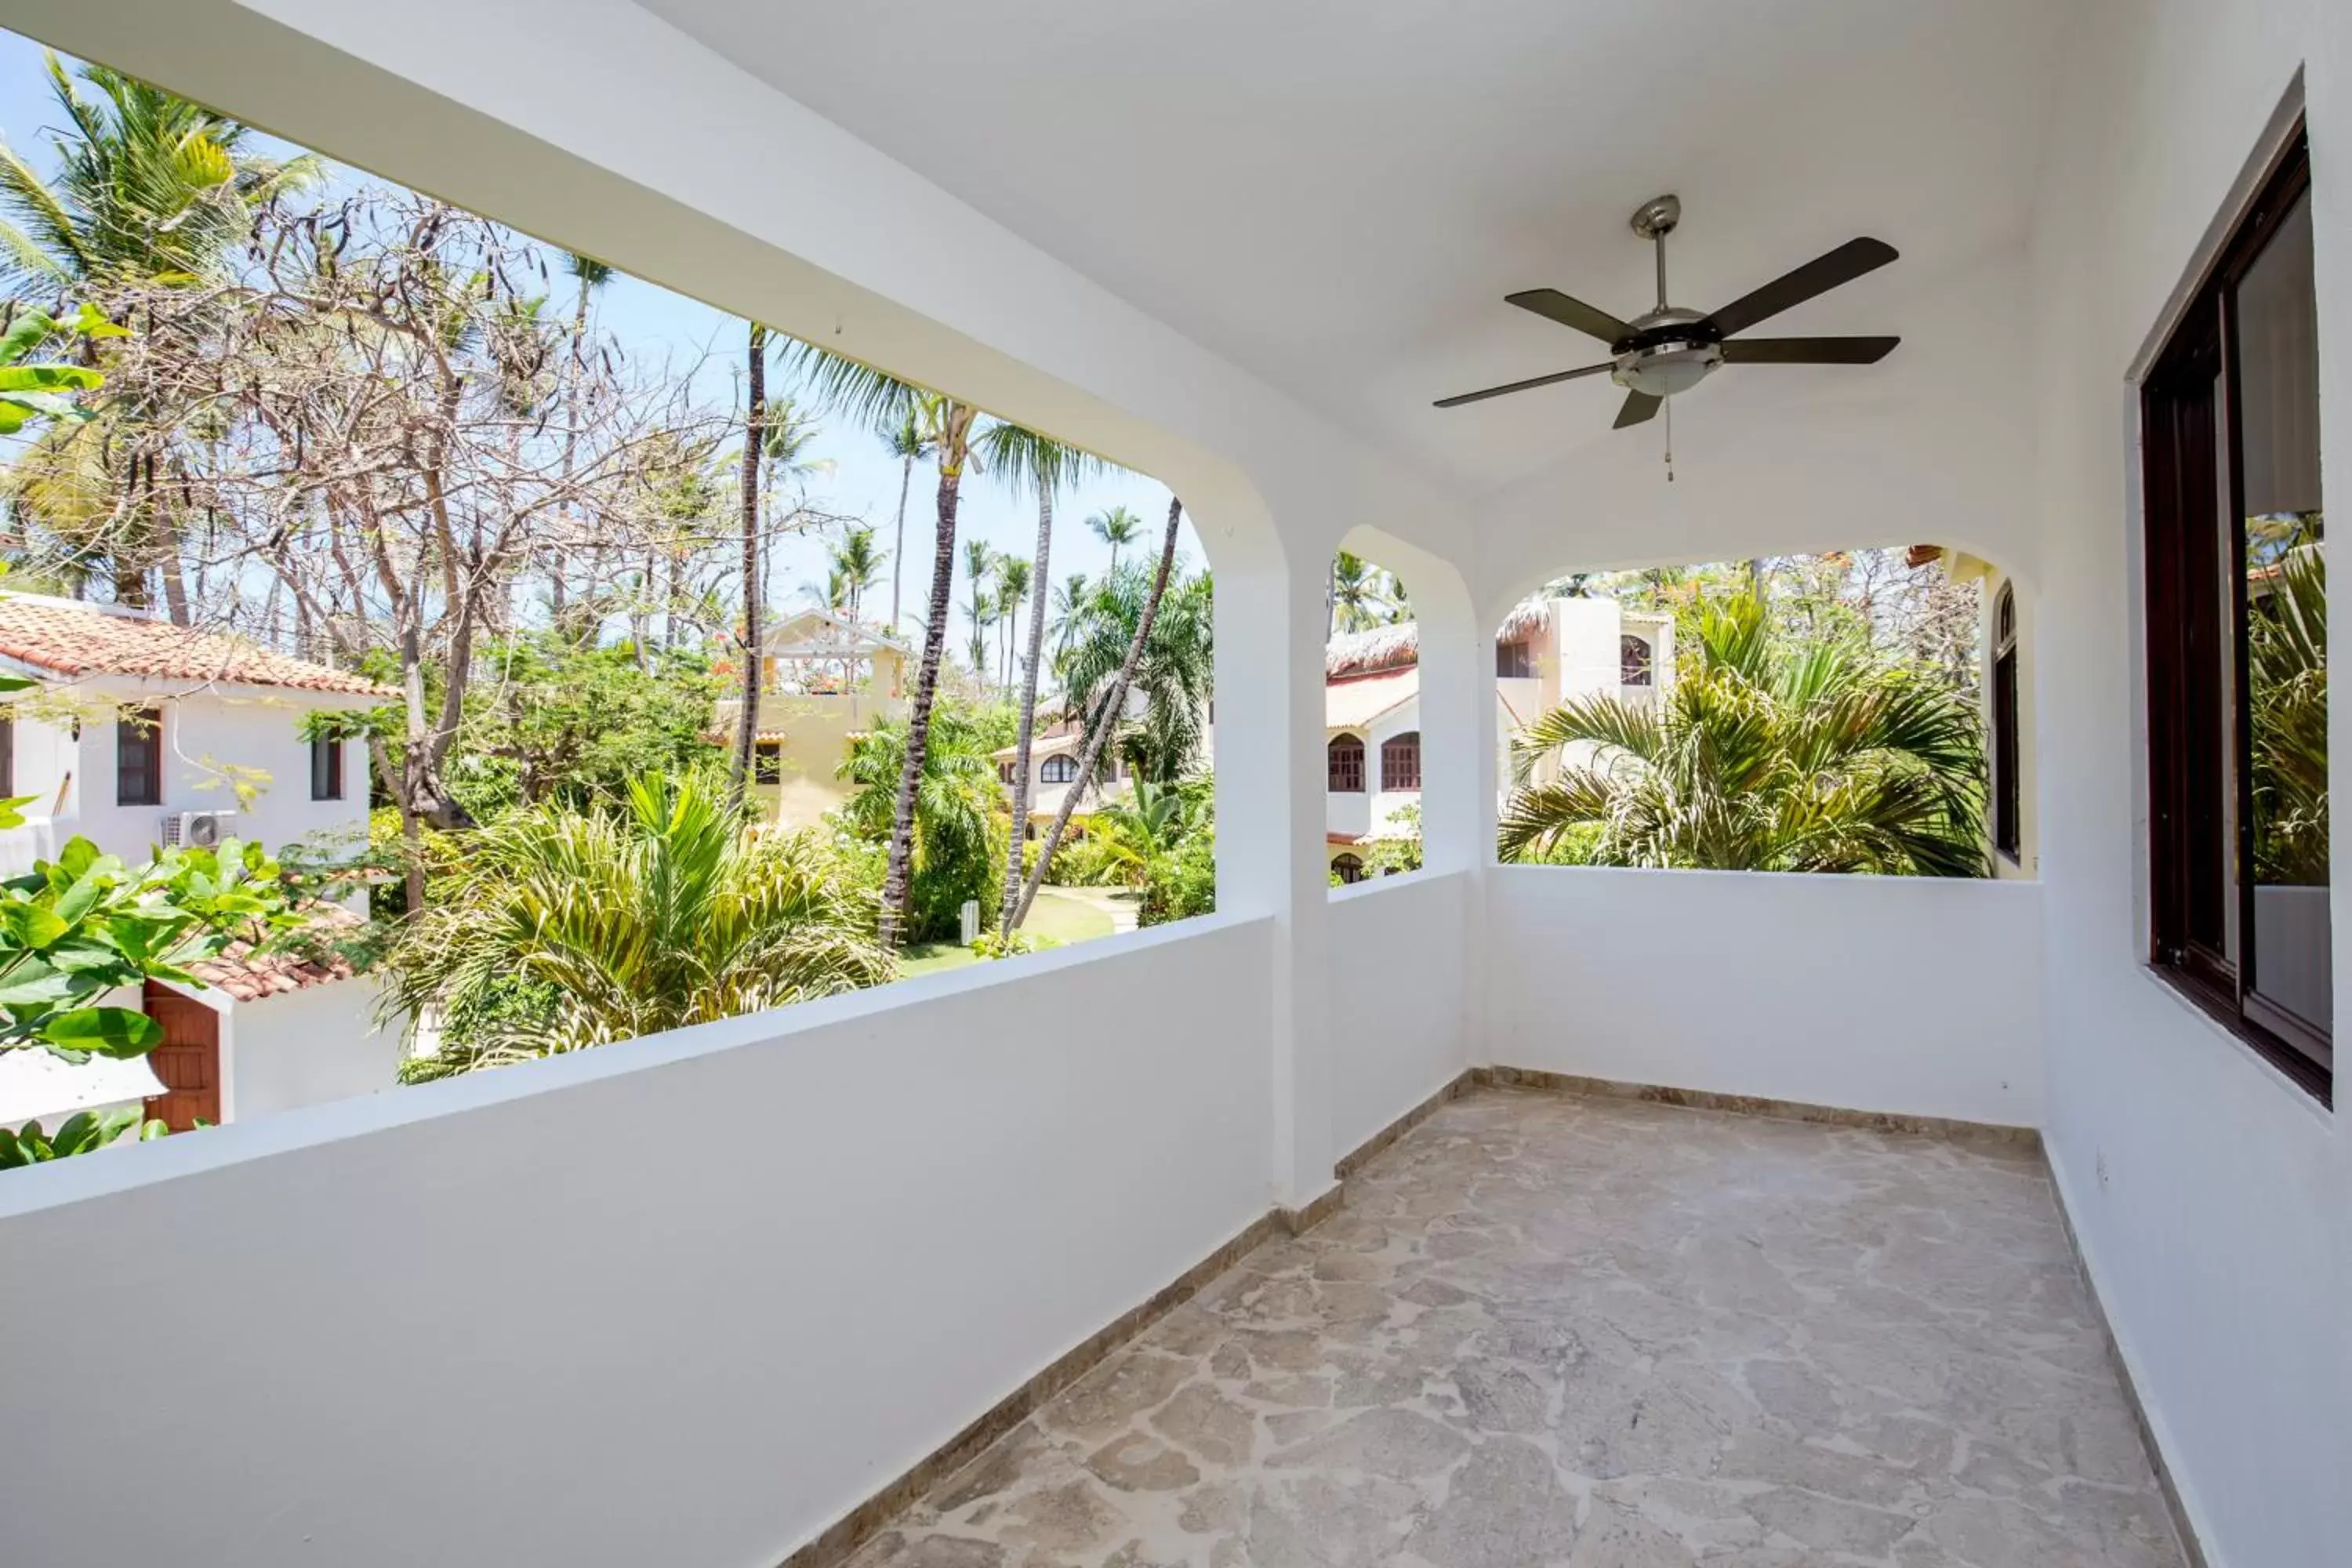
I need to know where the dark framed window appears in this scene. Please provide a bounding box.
[753,741,782,785]
[2143,125,2328,1101]
[1381,731,1421,792]
[310,735,344,801]
[1991,585,2020,862]
[1332,852,1365,884]
[117,707,163,808]
[1327,735,1365,793]
[1496,639,1534,678]
[1039,754,1079,784]
[1620,634,1654,686]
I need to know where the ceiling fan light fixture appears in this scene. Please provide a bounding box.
[1616,343,1721,398]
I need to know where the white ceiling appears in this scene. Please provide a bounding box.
[637,0,2067,492]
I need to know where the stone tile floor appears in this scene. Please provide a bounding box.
[852,1088,2184,1567]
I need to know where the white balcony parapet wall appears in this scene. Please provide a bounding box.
[1486,866,2045,1129]
[0,916,1276,1568]
[1327,871,1472,1156]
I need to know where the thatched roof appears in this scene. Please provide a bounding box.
[1325,622,1420,678]
[1497,597,1552,642]
[1323,597,1552,679]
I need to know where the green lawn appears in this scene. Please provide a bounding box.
[898,889,1118,976]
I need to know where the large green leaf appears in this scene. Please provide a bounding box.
[38,1006,165,1058]
[1,902,68,951]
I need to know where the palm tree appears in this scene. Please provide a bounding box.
[884,414,933,637]
[995,554,1033,691]
[760,396,827,610]
[1049,572,1091,670]
[1329,550,1394,635]
[837,702,1005,942]
[0,56,319,618]
[387,771,895,1076]
[1497,593,1987,875]
[1012,495,1189,927]
[1060,561,1214,786]
[788,344,983,946]
[731,322,770,799]
[829,524,886,622]
[976,423,1101,932]
[962,537,996,677]
[1088,504,1143,574]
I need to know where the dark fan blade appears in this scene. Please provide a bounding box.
[1505,288,1630,345]
[1722,336,1900,365]
[1706,238,1898,337]
[1613,390,1662,429]
[1433,362,1612,408]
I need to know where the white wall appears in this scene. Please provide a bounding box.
[2023,3,2352,1563]
[219,977,402,1123]
[1329,872,1470,1156]
[37,682,369,864]
[1486,866,2045,1127]
[0,916,1275,1568]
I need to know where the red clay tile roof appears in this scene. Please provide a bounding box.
[0,594,394,696]
[185,906,371,1004]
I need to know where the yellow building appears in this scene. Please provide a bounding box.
[713,610,911,829]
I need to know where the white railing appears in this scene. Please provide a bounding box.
[0,914,1278,1568]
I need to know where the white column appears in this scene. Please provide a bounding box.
[1214,542,1338,1210]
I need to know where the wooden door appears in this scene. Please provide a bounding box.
[141,981,221,1131]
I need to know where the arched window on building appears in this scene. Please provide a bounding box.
[1620,633,1654,686]
[1332,852,1365,884]
[1992,583,2020,862]
[1327,734,1366,793]
[1039,753,1080,784]
[1381,731,1421,792]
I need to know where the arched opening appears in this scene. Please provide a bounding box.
[1494,549,1999,875]
[1330,852,1366,885]
[0,27,1247,1103]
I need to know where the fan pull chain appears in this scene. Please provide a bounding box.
[1663,395,1675,482]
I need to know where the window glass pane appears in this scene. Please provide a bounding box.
[2238,190,2328,1035]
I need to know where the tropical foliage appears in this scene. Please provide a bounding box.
[1081,778,1218,926]
[1499,593,1987,875]
[387,772,893,1076]
[0,1106,166,1169]
[2249,534,2328,885]
[1058,554,1214,787]
[837,700,1011,943]
[0,833,297,1060]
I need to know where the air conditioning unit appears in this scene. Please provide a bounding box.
[162,809,239,849]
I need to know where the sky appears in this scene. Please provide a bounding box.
[0,30,1202,660]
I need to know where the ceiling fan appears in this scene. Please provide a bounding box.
[1435,194,1900,429]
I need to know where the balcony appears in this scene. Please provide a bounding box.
[1,2,2343,1567]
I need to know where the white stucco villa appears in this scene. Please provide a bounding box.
[1323,595,1674,879]
[0,591,401,1135]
